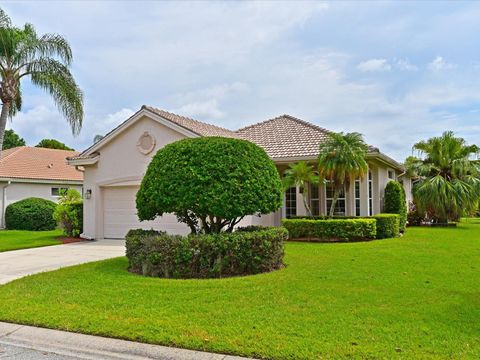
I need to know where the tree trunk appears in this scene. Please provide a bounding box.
[0,101,11,157]
[302,189,313,217]
[329,189,340,217]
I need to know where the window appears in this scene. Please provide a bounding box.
[388,170,395,179]
[51,187,69,196]
[325,181,346,216]
[368,171,373,216]
[354,178,361,216]
[310,183,320,216]
[285,187,297,218]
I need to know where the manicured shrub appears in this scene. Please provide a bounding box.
[125,227,287,278]
[384,181,407,232]
[136,137,283,234]
[373,213,400,239]
[53,189,83,237]
[5,197,57,231]
[282,218,377,241]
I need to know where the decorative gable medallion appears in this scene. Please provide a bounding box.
[136,131,156,155]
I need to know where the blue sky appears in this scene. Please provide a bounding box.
[4,1,480,160]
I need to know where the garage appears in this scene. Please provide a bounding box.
[102,186,189,239]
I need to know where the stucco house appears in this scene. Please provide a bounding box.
[0,146,83,228]
[68,105,412,240]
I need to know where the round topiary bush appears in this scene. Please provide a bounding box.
[137,137,283,234]
[5,197,57,231]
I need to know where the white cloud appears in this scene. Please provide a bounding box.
[395,58,418,71]
[172,99,224,120]
[357,58,391,72]
[428,56,456,71]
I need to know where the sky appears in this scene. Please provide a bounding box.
[4,0,480,160]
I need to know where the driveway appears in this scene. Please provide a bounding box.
[0,240,125,285]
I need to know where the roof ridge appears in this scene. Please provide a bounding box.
[144,105,236,134]
[236,114,331,134]
[0,146,26,163]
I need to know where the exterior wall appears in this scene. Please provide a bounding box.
[0,181,83,228]
[82,115,187,239]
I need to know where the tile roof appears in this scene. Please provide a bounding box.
[0,147,83,182]
[236,114,331,159]
[144,106,238,138]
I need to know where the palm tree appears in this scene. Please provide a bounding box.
[283,161,319,217]
[0,13,83,156]
[406,131,480,223]
[318,132,368,217]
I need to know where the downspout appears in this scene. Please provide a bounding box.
[1,181,11,228]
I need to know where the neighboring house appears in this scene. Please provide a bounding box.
[68,105,412,239]
[0,147,83,228]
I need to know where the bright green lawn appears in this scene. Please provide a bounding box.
[0,223,479,359]
[0,229,62,252]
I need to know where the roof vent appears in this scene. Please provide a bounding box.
[47,163,54,168]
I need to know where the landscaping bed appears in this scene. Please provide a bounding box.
[0,223,478,359]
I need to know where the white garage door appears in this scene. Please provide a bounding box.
[103,186,189,239]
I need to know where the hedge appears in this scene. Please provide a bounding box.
[125,227,287,278]
[282,218,377,241]
[384,181,407,232]
[372,213,400,239]
[282,214,401,241]
[5,197,57,231]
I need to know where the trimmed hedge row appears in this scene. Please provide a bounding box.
[5,197,57,231]
[282,218,376,241]
[373,213,400,239]
[126,227,287,279]
[282,213,400,241]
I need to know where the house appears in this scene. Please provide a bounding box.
[68,106,412,239]
[0,146,83,228]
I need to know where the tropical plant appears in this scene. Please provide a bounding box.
[406,131,480,223]
[36,138,74,150]
[2,128,25,150]
[0,10,83,157]
[53,188,83,237]
[137,137,283,234]
[283,161,318,217]
[318,132,369,217]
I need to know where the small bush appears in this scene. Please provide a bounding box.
[5,198,57,231]
[125,227,287,278]
[282,218,377,241]
[384,181,407,232]
[407,201,423,226]
[53,189,83,237]
[373,213,400,239]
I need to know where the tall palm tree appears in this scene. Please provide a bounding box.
[283,161,319,217]
[0,14,83,156]
[406,131,480,223]
[318,132,368,217]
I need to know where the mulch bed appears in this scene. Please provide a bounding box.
[57,237,87,244]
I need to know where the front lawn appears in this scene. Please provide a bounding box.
[0,229,62,252]
[0,223,478,359]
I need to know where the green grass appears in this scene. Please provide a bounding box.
[0,229,62,252]
[0,223,479,359]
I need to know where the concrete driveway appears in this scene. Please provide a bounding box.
[0,240,125,285]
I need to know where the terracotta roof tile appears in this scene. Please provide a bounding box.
[144,106,239,138]
[0,147,83,182]
[236,114,331,159]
